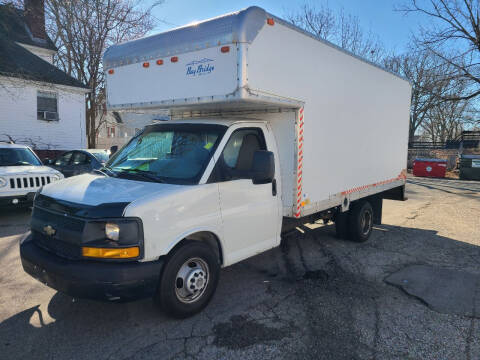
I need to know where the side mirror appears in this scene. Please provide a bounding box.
[44,158,53,165]
[251,150,275,184]
[110,145,118,155]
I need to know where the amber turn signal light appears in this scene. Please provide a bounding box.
[221,46,230,53]
[82,247,140,259]
[156,59,164,65]
[108,69,114,74]
[143,62,150,68]
[267,18,275,26]
[171,56,178,63]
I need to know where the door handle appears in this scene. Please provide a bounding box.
[272,179,277,196]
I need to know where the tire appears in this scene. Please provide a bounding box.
[348,200,373,243]
[154,241,220,318]
[335,211,350,239]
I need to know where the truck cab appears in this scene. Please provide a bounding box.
[20,119,283,317]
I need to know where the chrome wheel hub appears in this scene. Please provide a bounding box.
[175,257,209,303]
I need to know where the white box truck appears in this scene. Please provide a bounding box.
[20,6,411,318]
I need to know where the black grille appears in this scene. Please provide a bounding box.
[32,207,85,232]
[32,230,81,259]
[31,206,86,260]
[9,176,50,189]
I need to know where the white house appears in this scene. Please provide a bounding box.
[0,0,89,160]
[95,107,168,150]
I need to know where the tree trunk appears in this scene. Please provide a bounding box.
[408,123,416,143]
[86,93,97,149]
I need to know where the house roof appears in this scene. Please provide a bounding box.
[0,4,56,51]
[0,4,89,90]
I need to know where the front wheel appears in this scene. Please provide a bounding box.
[154,241,220,318]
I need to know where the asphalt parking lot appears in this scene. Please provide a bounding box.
[1,177,479,360]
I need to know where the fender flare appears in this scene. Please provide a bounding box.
[164,227,225,264]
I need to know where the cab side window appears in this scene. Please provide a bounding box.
[54,151,72,166]
[209,128,266,182]
[71,152,90,165]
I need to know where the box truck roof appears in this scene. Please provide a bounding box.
[104,6,406,82]
[104,6,410,114]
[103,6,266,69]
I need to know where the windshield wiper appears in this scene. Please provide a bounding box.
[93,168,110,177]
[93,166,117,177]
[116,169,165,183]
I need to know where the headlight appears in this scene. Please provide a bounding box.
[105,222,120,241]
[81,218,143,260]
[0,177,6,188]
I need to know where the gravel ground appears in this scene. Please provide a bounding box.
[0,176,479,360]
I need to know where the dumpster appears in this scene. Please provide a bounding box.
[412,158,447,178]
[459,155,480,180]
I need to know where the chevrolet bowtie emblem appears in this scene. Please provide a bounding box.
[43,225,56,236]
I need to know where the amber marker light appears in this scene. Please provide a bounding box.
[82,247,140,259]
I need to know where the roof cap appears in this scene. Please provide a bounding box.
[103,6,266,68]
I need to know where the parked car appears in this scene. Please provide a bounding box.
[0,142,63,207]
[46,149,109,177]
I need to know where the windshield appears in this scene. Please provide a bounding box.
[106,123,227,184]
[0,148,42,166]
[90,151,109,163]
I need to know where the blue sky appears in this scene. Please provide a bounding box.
[148,0,422,53]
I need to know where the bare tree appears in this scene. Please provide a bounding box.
[286,3,384,63]
[385,44,476,142]
[421,62,474,142]
[44,0,161,148]
[384,50,444,141]
[400,0,480,101]
[422,99,469,142]
[287,3,337,40]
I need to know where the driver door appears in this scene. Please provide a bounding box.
[209,126,280,265]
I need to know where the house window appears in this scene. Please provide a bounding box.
[108,127,116,137]
[37,91,58,121]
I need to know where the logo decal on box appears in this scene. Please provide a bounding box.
[186,58,215,77]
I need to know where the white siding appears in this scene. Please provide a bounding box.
[0,77,87,150]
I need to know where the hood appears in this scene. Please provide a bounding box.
[0,165,61,176]
[40,173,186,207]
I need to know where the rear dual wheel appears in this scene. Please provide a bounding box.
[335,200,373,243]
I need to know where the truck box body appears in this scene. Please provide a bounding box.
[105,6,411,219]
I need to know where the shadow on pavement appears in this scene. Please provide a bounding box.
[1,223,480,360]
[0,207,31,237]
[408,178,480,195]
